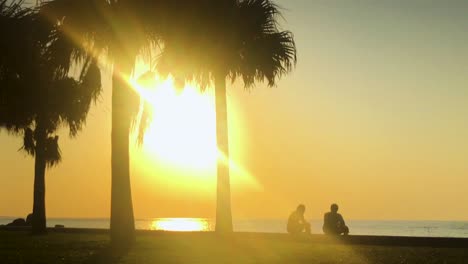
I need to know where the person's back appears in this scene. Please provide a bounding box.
[287,204,311,235]
[287,210,301,233]
[323,211,345,234]
[323,204,349,235]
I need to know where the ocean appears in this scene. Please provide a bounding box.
[1,217,468,238]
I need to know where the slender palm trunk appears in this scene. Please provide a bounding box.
[214,73,233,233]
[32,126,47,234]
[110,58,135,246]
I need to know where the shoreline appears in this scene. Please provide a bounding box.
[2,226,468,248]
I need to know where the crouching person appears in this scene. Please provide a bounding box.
[287,204,311,235]
[323,203,349,235]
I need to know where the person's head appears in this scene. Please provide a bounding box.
[296,204,306,214]
[331,203,339,213]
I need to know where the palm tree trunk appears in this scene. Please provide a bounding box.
[32,126,47,235]
[110,58,135,246]
[214,73,233,233]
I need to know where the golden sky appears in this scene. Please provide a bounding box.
[1,0,468,221]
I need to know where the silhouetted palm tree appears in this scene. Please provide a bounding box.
[0,1,102,234]
[157,0,296,232]
[38,0,178,245]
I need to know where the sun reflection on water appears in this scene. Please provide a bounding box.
[151,218,211,232]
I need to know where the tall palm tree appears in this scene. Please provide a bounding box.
[37,0,182,245]
[0,1,102,234]
[157,0,296,232]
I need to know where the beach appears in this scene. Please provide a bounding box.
[1,229,468,264]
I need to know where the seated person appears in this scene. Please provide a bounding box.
[287,204,311,235]
[323,203,349,235]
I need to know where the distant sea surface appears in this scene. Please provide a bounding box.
[1,217,468,238]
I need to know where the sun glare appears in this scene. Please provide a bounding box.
[131,75,218,171]
[127,72,261,191]
[151,218,210,232]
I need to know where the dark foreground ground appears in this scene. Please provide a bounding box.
[1,229,468,264]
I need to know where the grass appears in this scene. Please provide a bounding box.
[1,230,468,264]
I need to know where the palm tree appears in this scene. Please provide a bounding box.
[0,1,102,234]
[157,0,296,232]
[37,0,183,245]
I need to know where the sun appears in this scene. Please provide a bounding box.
[131,75,218,171]
[127,72,261,191]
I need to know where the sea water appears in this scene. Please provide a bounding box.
[1,217,468,238]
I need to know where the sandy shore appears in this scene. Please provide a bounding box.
[1,228,468,263]
[2,225,468,248]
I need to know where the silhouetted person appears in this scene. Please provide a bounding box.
[323,203,349,235]
[287,204,311,235]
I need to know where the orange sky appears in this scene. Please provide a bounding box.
[1,0,468,221]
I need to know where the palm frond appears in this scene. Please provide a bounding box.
[44,135,61,167]
[21,127,36,155]
[136,101,152,145]
[131,71,156,145]
[79,57,102,102]
[1,0,104,161]
[0,0,30,19]
[0,1,37,132]
[235,30,296,87]
[155,0,296,90]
